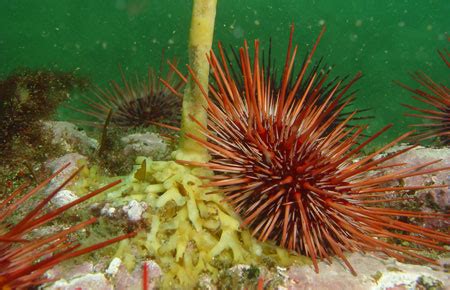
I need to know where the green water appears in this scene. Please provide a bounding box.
[1,0,448,144]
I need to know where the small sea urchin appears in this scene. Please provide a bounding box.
[399,49,449,145]
[0,163,135,288]
[169,25,450,274]
[73,60,184,130]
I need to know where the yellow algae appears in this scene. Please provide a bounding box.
[67,158,308,287]
[109,158,308,287]
[145,183,165,194]
[156,187,186,207]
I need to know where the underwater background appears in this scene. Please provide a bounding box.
[1,0,448,146]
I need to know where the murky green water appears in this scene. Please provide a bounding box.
[1,0,448,144]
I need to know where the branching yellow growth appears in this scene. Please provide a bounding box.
[175,0,217,162]
[109,158,309,288]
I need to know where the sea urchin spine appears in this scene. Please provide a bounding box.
[0,163,135,288]
[398,49,449,145]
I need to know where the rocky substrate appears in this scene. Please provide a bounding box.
[43,253,449,290]
[41,125,449,289]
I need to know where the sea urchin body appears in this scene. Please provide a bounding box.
[168,25,450,274]
[73,60,184,130]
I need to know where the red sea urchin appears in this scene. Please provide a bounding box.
[399,49,449,145]
[168,25,450,274]
[221,41,371,134]
[73,60,184,130]
[0,163,135,288]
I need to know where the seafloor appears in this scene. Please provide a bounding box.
[3,117,448,289]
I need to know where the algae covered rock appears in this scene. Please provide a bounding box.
[43,120,99,154]
[286,252,449,290]
[377,145,449,229]
[121,132,168,159]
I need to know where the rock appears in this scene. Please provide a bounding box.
[121,133,167,159]
[43,121,98,154]
[45,262,94,283]
[100,203,118,218]
[105,257,122,277]
[197,275,216,290]
[122,200,148,222]
[115,260,162,290]
[378,145,449,229]
[45,153,87,174]
[286,253,449,290]
[47,273,113,290]
[44,153,88,195]
[51,189,78,207]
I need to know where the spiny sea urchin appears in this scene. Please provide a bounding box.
[220,40,371,134]
[399,49,449,145]
[73,59,184,130]
[168,25,450,274]
[0,163,135,288]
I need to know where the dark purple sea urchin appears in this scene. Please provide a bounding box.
[74,61,184,130]
[166,25,450,274]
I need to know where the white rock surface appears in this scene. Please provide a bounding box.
[105,257,122,277]
[375,145,449,229]
[43,120,98,153]
[100,203,117,218]
[48,273,113,290]
[46,260,162,290]
[286,253,449,290]
[44,153,87,195]
[121,132,167,159]
[122,200,147,222]
[115,260,162,290]
[51,189,78,207]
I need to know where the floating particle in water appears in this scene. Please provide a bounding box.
[355,19,363,27]
[232,26,244,39]
[398,21,406,27]
[350,34,358,42]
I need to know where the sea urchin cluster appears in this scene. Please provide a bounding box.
[169,25,450,274]
[0,163,135,288]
